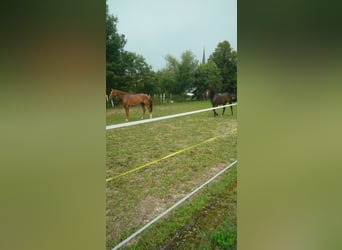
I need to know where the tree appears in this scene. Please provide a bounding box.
[164,50,199,95]
[106,4,153,95]
[106,4,126,93]
[179,51,199,93]
[194,60,223,99]
[209,41,237,94]
[121,51,153,93]
[154,69,176,99]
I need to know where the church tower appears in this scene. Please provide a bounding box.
[202,47,206,64]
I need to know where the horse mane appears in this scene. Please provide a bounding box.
[112,88,128,94]
[207,89,216,99]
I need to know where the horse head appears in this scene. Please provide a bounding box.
[108,88,117,100]
[205,89,216,99]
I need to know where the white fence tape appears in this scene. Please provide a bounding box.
[106,103,237,130]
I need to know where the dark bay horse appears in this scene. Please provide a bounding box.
[206,89,236,117]
[109,89,153,121]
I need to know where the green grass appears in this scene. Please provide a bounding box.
[123,165,237,250]
[106,100,237,249]
[210,231,236,249]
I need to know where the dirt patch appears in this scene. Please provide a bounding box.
[136,195,167,224]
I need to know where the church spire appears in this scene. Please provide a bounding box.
[202,46,206,64]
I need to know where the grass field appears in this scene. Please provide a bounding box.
[106,100,237,249]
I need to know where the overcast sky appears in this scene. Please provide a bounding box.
[107,0,237,71]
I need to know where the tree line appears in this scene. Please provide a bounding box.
[106,5,237,102]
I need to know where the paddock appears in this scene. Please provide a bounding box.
[106,100,237,249]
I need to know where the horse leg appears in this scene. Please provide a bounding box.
[148,100,153,119]
[212,105,218,117]
[124,106,129,121]
[227,101,233,115]
[140,103,146,119]
[222,106,226,116]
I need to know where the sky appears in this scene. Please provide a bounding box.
[107,0,237,71]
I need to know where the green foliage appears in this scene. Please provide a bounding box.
[209,41,237,94]
[194,60,223,99]
[164,50,199,95]
[152,69,175,98]
[106,4,126,93]
[106,4,153,95]
[210,231,236,249]
[120,51,153,93]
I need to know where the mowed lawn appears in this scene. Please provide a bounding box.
[106,100,237,249]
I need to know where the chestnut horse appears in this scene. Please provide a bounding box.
[206,89,236,117]
[109,89,153,121]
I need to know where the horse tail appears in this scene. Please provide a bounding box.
[149,97,153,113]
[146,96,153,119]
